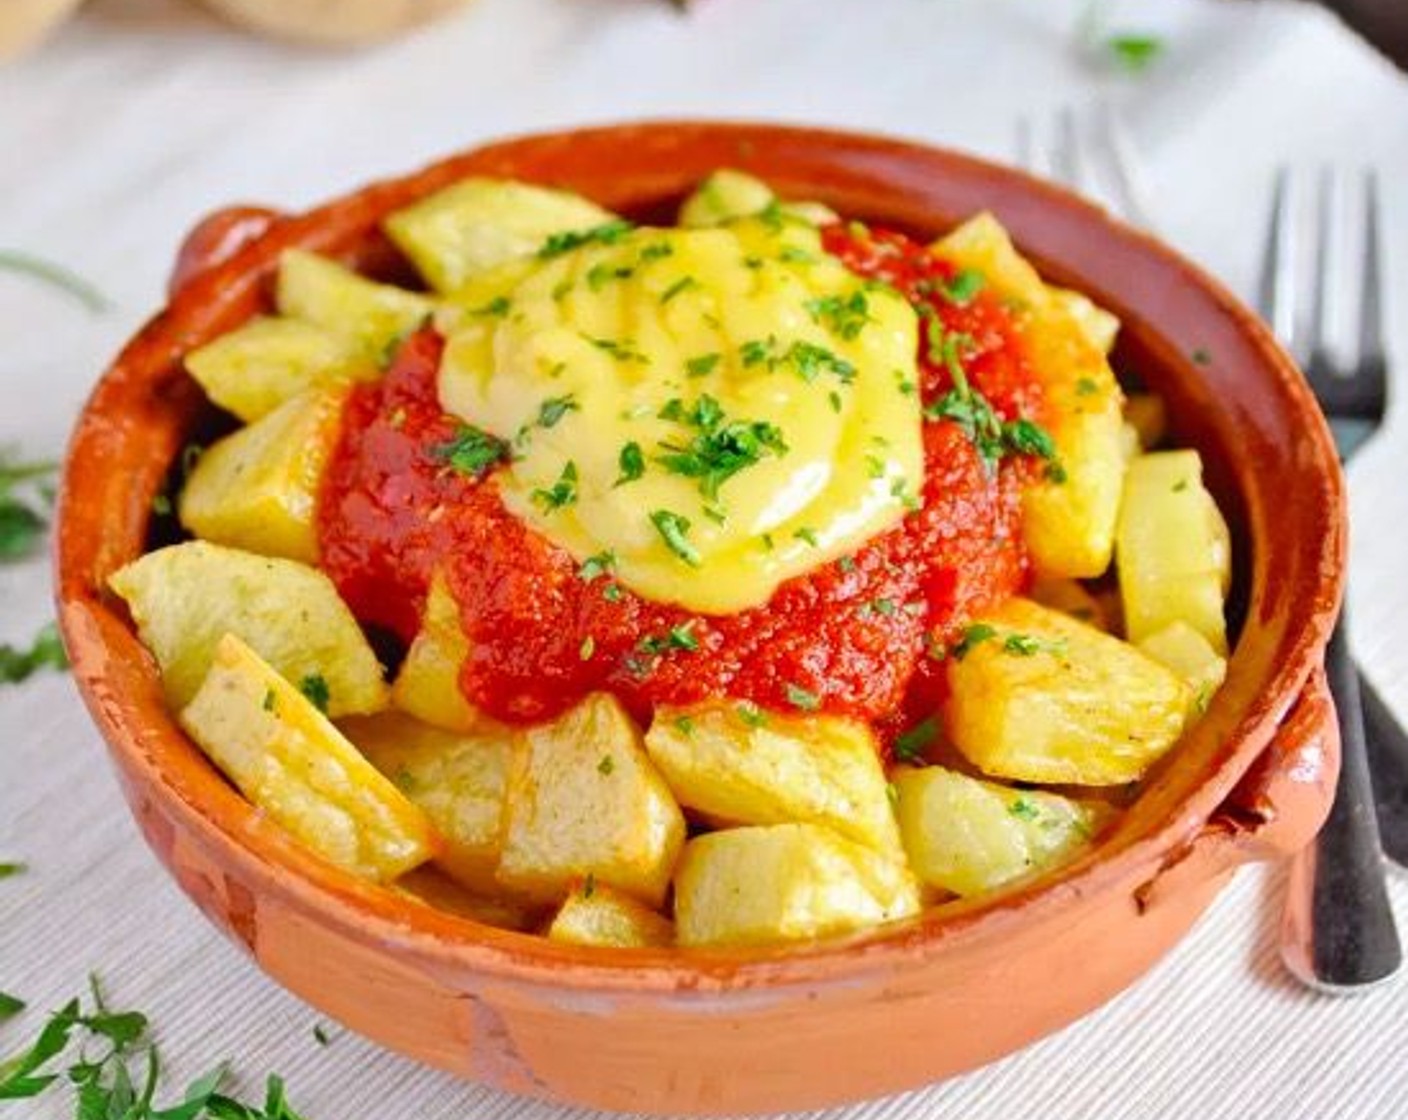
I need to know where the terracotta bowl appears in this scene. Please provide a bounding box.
[56,123,1345,1115]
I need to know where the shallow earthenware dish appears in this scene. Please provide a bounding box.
[56,122,1345,1115]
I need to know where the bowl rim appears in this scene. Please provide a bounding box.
[55,119,1345,994]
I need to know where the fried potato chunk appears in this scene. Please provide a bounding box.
[1138,620,1228,715]
[184,315,371,423]
[180,634,435,882]
[1117,449,1231,654]
[391,573,479,733]
[179,385,349,564]
[498,693,685,907]
[276,249,435,360]
[932,214,1126,579]
[109,541,388,715]
[946,597,1192,785]
[341,711,513,894]
[547,881,675,949]
[385,178,616,292]
[674,823,920,947]
[893,765,1101,897]
[645,704,901,857]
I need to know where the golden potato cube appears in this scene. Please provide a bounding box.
[1050,287,1120,353]
[341,711,513,894]
[932,214,1126,579]
[385,178,616,293]
[276,249,435,360]
[395,866,541,931]
[498,693,685,907]
[1138,620,1228,715]
[178,385,349,564]
[1117,450,1231,654]
[679,169,778,227]
[893,765,1100,897]
[109,541,389,715]
[184,315,372,423]
[674,823,921,948]
[547,881,675,949]
[1124,393,1168,450]
[946,597,1192,785]
[391,573,479,733]
[644,704,901,858]
[180,634,435,882]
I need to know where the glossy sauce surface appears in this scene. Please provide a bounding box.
[319,223,1047,730]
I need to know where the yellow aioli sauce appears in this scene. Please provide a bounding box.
[436,215,922,614]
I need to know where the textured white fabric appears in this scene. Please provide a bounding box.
[2,0,1407,1116]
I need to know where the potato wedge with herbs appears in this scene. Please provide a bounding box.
[932,214,1126,579]
[1124,393,1168,451]
[1138,620,1228,714]
[340,711,513,894]
[679,168,837,229]
[1117,449,1231,654]
[180,634,435,882]
[644,704,901,858]
[674,823,920,948]
[547,881,675,949]
[179,385,349,564]
[184,315,372,423]
[391,573,479,733]
[385,178,616,293]
[395,866,540,932]
[893,765,1101,897]
[498,692,685,907]
[109,541,388,715]
[276,249,435,361]
[946,597,1192,785]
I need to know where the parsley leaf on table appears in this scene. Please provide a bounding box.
[0,250,108,313]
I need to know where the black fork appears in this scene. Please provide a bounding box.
[1262,167,1405,991]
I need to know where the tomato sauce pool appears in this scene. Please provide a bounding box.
[318,223,1048,740]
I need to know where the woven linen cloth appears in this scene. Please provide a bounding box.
[2,0,1406,1115]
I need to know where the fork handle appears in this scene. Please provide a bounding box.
[1281,608,1402,990]
[1362,669,1408,867]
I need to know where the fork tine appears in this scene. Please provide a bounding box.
[1052,107,1083,191]
[1092,101,1153,229]
[1305,165,1339,379]
[1259,167,1300,353]
[1360,170,1386,369]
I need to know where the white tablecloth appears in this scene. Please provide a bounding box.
[3,0,1407,1115]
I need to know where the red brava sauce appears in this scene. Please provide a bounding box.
[318,223,1049,738]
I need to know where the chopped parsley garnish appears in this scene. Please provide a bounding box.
[582,334,648,364]
[660,276,699,304]
[579,635,596,661]
[467,294,511,317]
[1192,347,1212,366]
[0,622,68,685]
[298,673,330,713]
[0,991,23,1022]
[150,493,172,516]
[828,390,843,413]
[639,242,673,263]
[1075,377,1099,396]
[602,583,624,602]
[586,261,634,290]
[537,220,635,259]
[655,393,788,501]
[736,701,767,728]
[649,509,701,566]
[616,441,646,486]
[739,336,856,385]
[0,862,27,881]
[1173,479,1189,493]
[805,290,872,340]
[794,527,819,548]
[1106,34,1164,73]
[837,555,857,574]
[431,423,509,477]
[685,352,721,377]
[577,550,617,582]
[532,460,579,511]
[1009,797,1041,821]
[582,873,596,898]
[999,632,1067,658]
[0,454,57,560]
[952,623,998,660]
[0,976,306,1116]
[0,250,109,312]
[784,683,821,711]
[893,716,938,763]
[674,715,695,736]
[536,394,580,429]
[262,689,276,712]
[924,325,1064,478]
[938,269,985,305]
[312,1024,331,1047]
[597,754,615,775]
